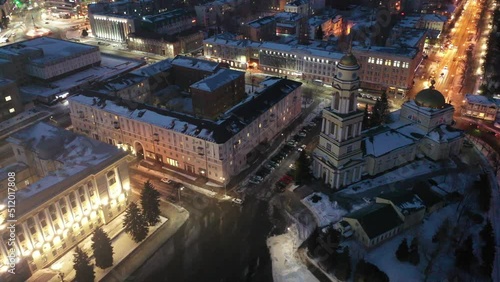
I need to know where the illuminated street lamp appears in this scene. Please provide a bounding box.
[220,177,226,196]
[178,186,183,202]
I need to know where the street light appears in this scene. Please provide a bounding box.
[178,187,183,202]
[220,177,226,196]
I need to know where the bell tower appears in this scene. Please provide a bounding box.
[312,53,365,189]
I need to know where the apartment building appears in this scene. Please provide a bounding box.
[461,94,500,121]
[0,79,23,122]
[244,16,277,42]
[284,0,309,16]
[140,9,196,35]
[68,77,302,183]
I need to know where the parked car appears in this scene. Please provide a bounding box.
[286,140,297,147]
[268,161,279,168]
[161,178,172,184]
[249,176,262,184]
[297,144,307,152]
[264,163,275,170]
[232,198,244,205]
[298,131,307,138]
[307,122,316,127]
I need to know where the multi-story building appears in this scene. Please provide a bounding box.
[354,44,423,95]
[140,9,196,35]
[127,29,204,57]
[0,79,22,122]
[284,0,309,16]
[274,12,307,38]
[308,15,343,40]
[170,56,221,91]
[244,16,277,42]
[194,0,233,27]
[0,122,130,280]
[190,69,246,119]
[419,14,447,37]
[68,76,302,183]
[461,94,500,121]
[0,37,101,82]
[89,14,137,43]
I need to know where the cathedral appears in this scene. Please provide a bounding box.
[312,53,464,189]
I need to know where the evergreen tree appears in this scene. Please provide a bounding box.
[371,99,382,126]
[479,220,495,277]
[395,238,409,262]
[477,174,491,212]
[91,227,114,269]
[315,25,325,40]
[408,237,420,265]
[333,246,352,281]
[140,180,161,226]
[378,91,390,123]
[362,104,370,129]
[73,246,95,282]
[354,259,389,282]
[432,218,450,243]
[123,202,149,243]
[295,151,311,183]
[454,235,475,272]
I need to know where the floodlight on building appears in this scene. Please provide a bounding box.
[33,250,41,259]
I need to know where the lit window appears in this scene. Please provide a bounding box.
[9,108,15,113]
[5,96,11,101]
[106,170,116,186]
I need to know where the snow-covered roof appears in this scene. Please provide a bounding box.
[425,124,463,143]
[390,28,427,48]
[464,93,499,107]
[170,55,219,72]
[70,77,301,144]
[6,122,127,218]
[190,68,244,92]
[274,12,304,22]
[94,73,148,93]
[421,13,447,22]
[363,129,415,157]
[0,162,28,181]
[376,190,425,214]
[18,55,144,99]
[247,16,275,28]
[352,43,418,58]
[131,59,172,76]
[344,203,403,239]
[302,192,347,227]
[141,8,191,23]
[285,0,308,7]
[0,37,99,66]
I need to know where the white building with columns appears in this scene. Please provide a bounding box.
[0,122,130,280]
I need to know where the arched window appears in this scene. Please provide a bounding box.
[106,170,116,186]
[348,93,356,112]
[333,92,340,110]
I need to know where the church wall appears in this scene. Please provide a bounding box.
[364,144,417,175]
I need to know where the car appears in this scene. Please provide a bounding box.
[444,65,448,70]
[307,122,317,127]
[232,198,244,205]
[160,178,172,184]
[297,144,307,152]
[268,161,279,168]
[282,145,294,152]
[264,163,275,170]
[249,177,262,185]
[298,131,307,138]
[286,140,297,147]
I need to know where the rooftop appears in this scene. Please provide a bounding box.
[70,77,302,144]
[190,68,244,92]
[0,37,99,66]
[141,8,192,23]
[170,55,220,72]
[421,13,447,22]
[285,0,308,7]
[363,129,415,157]
[464,93,499,107]
[247,16,275,28]
[345,203,403,239]
[6,122,127,218]
[376,190,425,214]
[425,124,463,143]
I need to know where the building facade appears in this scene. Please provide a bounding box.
[140,9,196,35]
[0,122,130,280]
[68,77,302,183]
[127,30,204,57]
[284,0,309,16]
[244,16,277,42]
[312,54,365,189]
[0,79,23,122]
[461,94,499,121]
[89,14,137,42]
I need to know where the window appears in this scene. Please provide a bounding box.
[5,96,11,101]
[106,170,116,186]
[326,143,332,151]
[347,145,352,153]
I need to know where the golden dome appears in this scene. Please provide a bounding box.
[338,53,358,67]
[414,82,446,109]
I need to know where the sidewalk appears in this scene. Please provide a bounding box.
[27,201,188,282]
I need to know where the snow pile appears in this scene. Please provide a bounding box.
[267,231,319,282]
[301,192,347,227]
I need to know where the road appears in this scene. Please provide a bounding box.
[129,166,281,282]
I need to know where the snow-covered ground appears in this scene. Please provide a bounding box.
[301,192,347,227]
[267,227,319,282]
[343,159,457,195]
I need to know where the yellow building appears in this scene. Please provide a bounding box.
[0,122,130,280]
